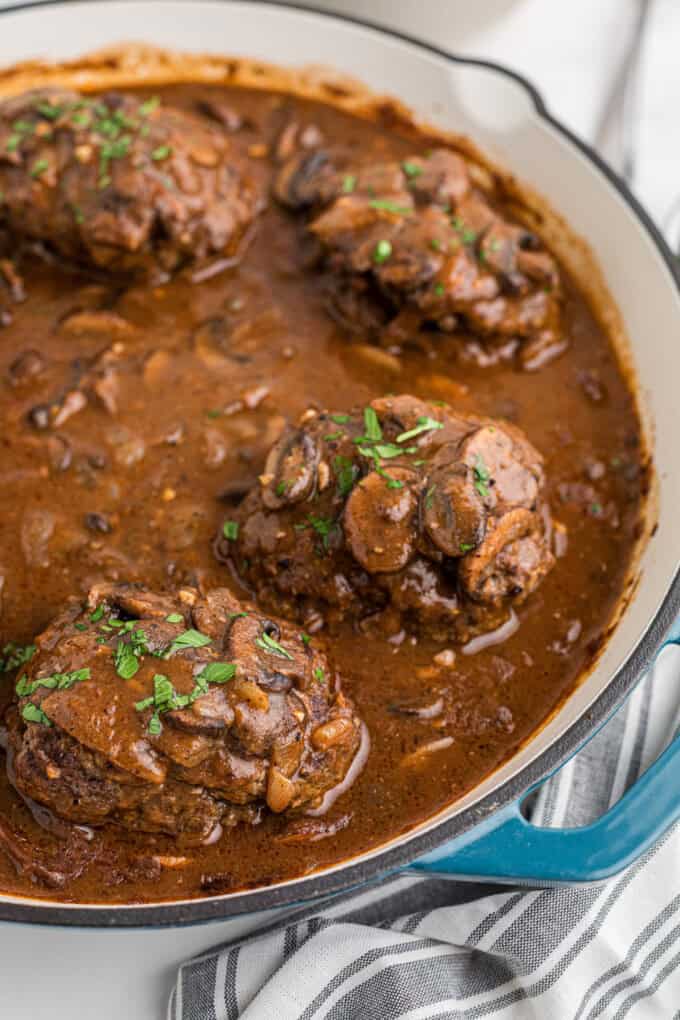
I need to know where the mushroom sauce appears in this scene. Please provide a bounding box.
[0,83,646,904]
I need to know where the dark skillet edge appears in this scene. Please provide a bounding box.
[0,0,678,928]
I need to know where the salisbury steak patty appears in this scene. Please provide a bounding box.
[5,583,364,845]
[221,395,557,642]
[274,146,563,368]
[0,88,260,275]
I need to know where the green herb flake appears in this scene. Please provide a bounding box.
[74,623,88,632]
[31,158,49,178]
[429,238,442,252]
[341,174,357,194]
[460,542,474,553]
[0,642,36,673]
[329,414,350,425]
[255,631,294,660]
[300,632,312,645]
[275,480,287,496]
[151,144,172,162]
[114,640,141,680]
[425,484,437,509]
[323,431,344,442]
[89,605,105,622]
[396,415,444,443]
[334,455,358,498]
[139,96,161,116]
[590,502,603,516]
[363,407,383,442]
[16,667,90,697]
[433,282,445,297]
[223,520,239,541]
[147,713,162,736]
[402,160,423,179]
[165,613,184,624]
[372,239,393,264]
[473,455,491,499]
[164,629,212,658]
[369,198,412,216]
[197,662,236,684]
[21,703,51,726]
[313,666,326,684]
[36,101,64,120]
[205,408,222,419]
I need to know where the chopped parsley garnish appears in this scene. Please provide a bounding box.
[373,239,392,264]
[402,160,423,178]
[114,639,142,680]
[74,623,88,632]
[255,631,293,660]
[590,502,603,516]
[16,667,90,697]
[308,515,338,551]
[425,485,437,509]
[300,632,312,645]
[433,282,445,297]
[363,407,382,441]
[430,238,442,251]
[165,613,184,624]
[139,96,160,116]
[275,480,287,496]
[0,642,36,673]
[375,466,403,489]
[460,542,474,553]
[198,662,236,684]
[205,408,222,419]
[134,661,235,734]
[89,604,105,622]
[473,455,491,499]
[330,414,350,425]
[151,145,172,161]
[369,199,412,215]
[223,520,239,541]
[323,431,344,442]
[164,628,212,658]
[21,703,51,726]
[313,666,326,683]
[396,415,444,443]
[451,216,477,245]
[342,174,356,194]
[334,455,358,498]
[30,158,49,178]
[36,101,64,120]
[229,611,249,620]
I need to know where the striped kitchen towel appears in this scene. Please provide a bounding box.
[170,640,680,1020]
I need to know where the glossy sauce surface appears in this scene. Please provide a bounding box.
[0,84,646,903]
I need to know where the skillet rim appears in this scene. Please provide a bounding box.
[0,0,678,928]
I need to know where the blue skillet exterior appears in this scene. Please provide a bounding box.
[0,0,678,927]
[412,623,680,885]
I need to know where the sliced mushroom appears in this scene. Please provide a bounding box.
[459,424,539,511]
[458,507,551,605]
[343,467,418,574]
[273,149,337,209]
[262,429,320,509]
[423,462,487,557]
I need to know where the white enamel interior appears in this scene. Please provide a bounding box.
[1,0,679,911]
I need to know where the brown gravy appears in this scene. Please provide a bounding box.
[0,83,646,904]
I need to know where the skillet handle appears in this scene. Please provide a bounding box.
[409,632,680,885]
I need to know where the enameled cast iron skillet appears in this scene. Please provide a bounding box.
[1,0,680,928]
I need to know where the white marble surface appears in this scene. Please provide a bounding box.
[0,2,676,1018]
